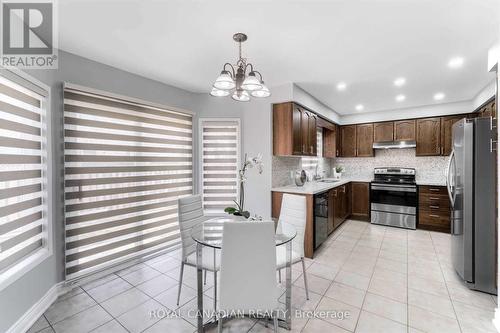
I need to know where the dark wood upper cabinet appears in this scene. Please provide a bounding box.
[373,122,394,142]
[351,182,370,220]
[308,113,317,156]
[356,123,374,157]
[340,125,357,157]
[273,102,318,156]
[292,105,303,155]
[416,117,442,156]
[394,120,416,141]
[323,127,336,158]
[441,115,465,156]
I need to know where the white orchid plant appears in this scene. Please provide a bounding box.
[224,153,263,218]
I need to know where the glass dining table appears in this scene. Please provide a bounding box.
[190,216,297,332]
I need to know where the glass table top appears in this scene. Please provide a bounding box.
[190,217,297,249]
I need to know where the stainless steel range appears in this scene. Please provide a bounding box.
[370,167,417,229]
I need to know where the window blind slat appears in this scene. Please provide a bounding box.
[64,86,193,281]
[201,120,240,214]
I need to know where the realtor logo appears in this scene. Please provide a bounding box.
[1,0,58,68]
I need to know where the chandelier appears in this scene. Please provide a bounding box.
[210,33,270,101]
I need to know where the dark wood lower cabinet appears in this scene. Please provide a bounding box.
[418,185,450,233]
[350,182,370,221]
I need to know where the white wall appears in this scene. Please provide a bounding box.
[471,79,497,111]
[293,84,342,123]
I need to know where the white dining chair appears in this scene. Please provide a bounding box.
[276,193,309,299]
[217,221,279,333]
[177,195,220,306]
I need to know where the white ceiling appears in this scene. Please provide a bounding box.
[59,0,499,115]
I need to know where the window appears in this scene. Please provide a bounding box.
[63,84,193,281]
[0,71,50,289]
[200,119,240,214]
[301,128,322,169]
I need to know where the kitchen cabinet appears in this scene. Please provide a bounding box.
[373,121,394,142]
[340,125,357,157]
[339,124,373,157]
[441,115,465,156]
[351,182,370,220]
[394,120,416,141]
[416,117,442,156]
[328,189,336,234]
[418,185,450,233]
[323,127,337,158]
[356,124,374,157]
[273,102,318,156]
[479,99,496,119]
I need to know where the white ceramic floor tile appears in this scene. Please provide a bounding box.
[325,282,366,308]
[101,287,151,317]
[81,274,119,291]
[302,318,351,333]
[116,298,164,333]
[408,275,449,298]
[27,315,50,333]
[86,277,133,303]
[362,292,407,324]
[334,270,371,291]
[408,305,461,333]
[154,284,197,310]
[44,292,97,324]
[91,320,128,333]
[293,272,332,295]
[306,262,339,280]
[120,266,162,286]
[136,274,178,297]
[145,257,181,273]
[368,277,407,303]
[52,305,112,333]
[355,310,406,333]
[143,317,196,333]
[316,296,361,332]
[408,288,456,319]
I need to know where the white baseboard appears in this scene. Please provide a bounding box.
[7,282,66,333]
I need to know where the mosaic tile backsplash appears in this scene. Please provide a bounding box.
[272,149,449,187]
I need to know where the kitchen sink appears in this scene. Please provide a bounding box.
[319,178,340,183]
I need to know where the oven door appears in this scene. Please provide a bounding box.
[370,183,417,214]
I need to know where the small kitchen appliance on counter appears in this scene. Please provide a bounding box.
[370,167,417,229]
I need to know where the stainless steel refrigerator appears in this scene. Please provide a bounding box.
[448,117,497,294]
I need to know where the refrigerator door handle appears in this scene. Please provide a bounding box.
[446,149,455,207]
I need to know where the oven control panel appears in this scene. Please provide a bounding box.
[374,167,415,175]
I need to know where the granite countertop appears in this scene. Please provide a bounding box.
[271,177,372,195]
[271,177,447,194]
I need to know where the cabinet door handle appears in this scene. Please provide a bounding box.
[429,197,440,200]
[429,205,440,209]
[303,144,305,152]
[429,188,440,192]
[429,214,440,218]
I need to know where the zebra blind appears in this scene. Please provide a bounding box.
[0,74,48,275]
[64,84,193,281]
[201,120,240,214]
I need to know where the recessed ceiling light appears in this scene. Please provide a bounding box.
[355,104,364,111]
[336,82,347,91]
[434,92,445,101]
[394,77,406,87]
[396,94,406,102]
[448,57,464,69]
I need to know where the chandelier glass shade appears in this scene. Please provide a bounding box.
[210,33,270,101]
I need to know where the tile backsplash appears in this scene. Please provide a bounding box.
[272,156,332,187]
[272,149,449,187]
[335,149,449,184]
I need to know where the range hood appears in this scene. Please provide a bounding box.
[373,140,416,149]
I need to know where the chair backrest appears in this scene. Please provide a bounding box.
[278,194,306,257]
[177,195,206,260]
[219,221,277,313]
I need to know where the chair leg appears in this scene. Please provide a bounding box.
[204,269,207,285]
[213,271,217,310]
[301,257,310,300]
[176,262,185,305]
[272,312,278,333]
[217,313,223,333]
[278,269,282,283]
